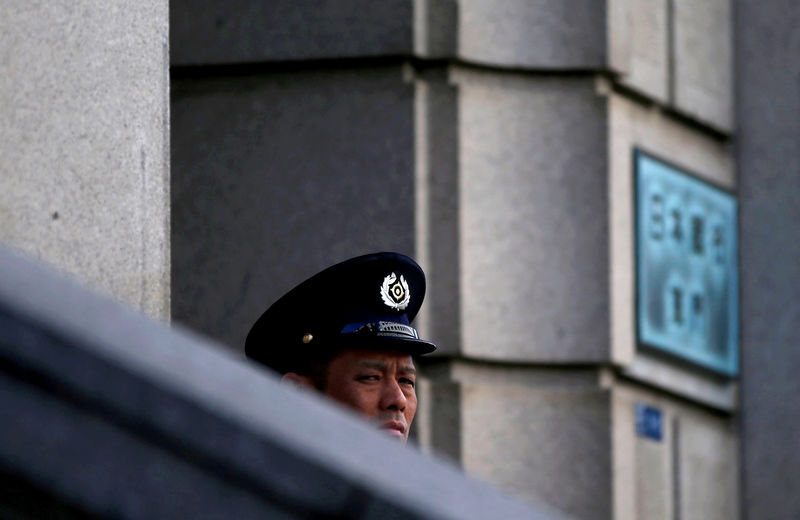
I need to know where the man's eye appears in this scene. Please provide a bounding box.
[357,375,380,382]
[400,378,416,388]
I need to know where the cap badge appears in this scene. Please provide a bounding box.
[380,272,410,310]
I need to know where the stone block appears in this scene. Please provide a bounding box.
[621,354,737,412]
[676,410,738,520]
[672,0,733,132]
[413,69,461,356]
[606,90,733,368]
[413,0,458,58]
[612,381,738,520]
[0,1,170,320]
[413,378,462,464]
[449,360,601,390]
[608,0,669,102]
[458,0,606,68]
[612,384,674,520]
[170,0,414,65]
[634,409,672,519]
[454,69,609,362]
[171,66,416,349]
[417,359,602,465]
[460,383,612,520]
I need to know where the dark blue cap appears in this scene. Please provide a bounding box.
[245,252,436,373]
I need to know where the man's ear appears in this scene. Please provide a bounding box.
[281,372,316,389]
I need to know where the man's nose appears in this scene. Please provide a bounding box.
[380,379,407,411]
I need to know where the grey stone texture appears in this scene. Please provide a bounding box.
[633,417,672,520]
[412,69,461,357]
[417,360,613,519]
[455,69,609,362]
[173,0,608,69]
[0,0,170,320]
[414,377,462,464]
[671,0,733,132]
[171,0,735,131]
[457,0,606,68]
[677,413,738,520]
[621,354,737,412]
[168,2,756,518]
[736,0,800,517]
[612,382,738,520]
[612,384,673,520]
[413,0,458,58]
[609,0,669,102]
[170,0,414,65]
[418,362,740,520]
[461,384,612,520]
[608,0,734,133]
[171,65,416,348]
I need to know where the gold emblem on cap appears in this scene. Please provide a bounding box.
[380,272,410,310]
[302,333,313,344]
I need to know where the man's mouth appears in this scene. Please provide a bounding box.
[380,420,406,439]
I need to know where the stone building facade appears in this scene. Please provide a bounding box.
[2,1,798,518]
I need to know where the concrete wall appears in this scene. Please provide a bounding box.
[0,1,170,320]
[4,0,797,518]
[736,0,800,518]
[170,1,767,519]
[171,65,416,347]
[455,71,609,363]
[613,382,738,520]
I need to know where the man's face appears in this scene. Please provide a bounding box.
[322,349,417,443]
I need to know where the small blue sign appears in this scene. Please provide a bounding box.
[635,403,663,442]
[635,150,738,376]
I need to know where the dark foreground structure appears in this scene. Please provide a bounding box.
[0,245,562,520]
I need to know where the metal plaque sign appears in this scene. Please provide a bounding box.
[635,150,738,375]
[635,403,663,442]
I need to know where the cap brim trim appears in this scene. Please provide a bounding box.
[326,334,437,356]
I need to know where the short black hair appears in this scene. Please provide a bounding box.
[288,347,340,391]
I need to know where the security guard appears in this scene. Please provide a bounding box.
[245,252,436,443]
